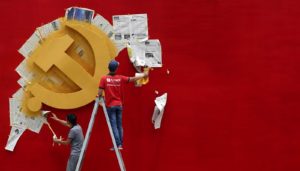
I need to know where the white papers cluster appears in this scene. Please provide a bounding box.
[90,12,163,67]
[37,19,61,38]
[65,7,94,23]
[152,93,168,129]
[18,19,61,59]
[6,89,48,151]
[111,14,148,56]
[92,14,114,38]
[128,40,162,67]
[9,96,45,133]
[111,13,163,69]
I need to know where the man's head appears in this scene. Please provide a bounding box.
[108,60,119,73]
[67,113,77,127]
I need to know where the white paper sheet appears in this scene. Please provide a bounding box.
[18,30,41,58]
[155,93,167,111]
[128,39,162,67]
[5,126,26,151]
[36,19,61,39]
[113,40,127,54]
[152,106,165,129]
[92,14,114,38]
[113,14,148,42]
[15,60,35,82]
[9,98,27,128]
[152,93,168,129]
[12,88,25,100]
[25,114,44,134]
[51,19,61,31]
[9,98,17,126]
[17,78,27,88]
[65,7,94,23]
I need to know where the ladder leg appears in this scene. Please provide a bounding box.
[75,97,100,171]
[99,97,126,171]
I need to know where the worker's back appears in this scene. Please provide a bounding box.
[99,74,129,107]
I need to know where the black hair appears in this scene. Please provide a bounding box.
[67,113,77,127]
[108,72,116,76]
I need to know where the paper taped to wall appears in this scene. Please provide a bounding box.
[18,30,41,58]
[65,7,94,23]
[128,39,162,68]
[5,126,26,151]
[113,14,148,43]
[92,14,114,38]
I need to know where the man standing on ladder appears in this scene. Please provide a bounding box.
[98,60,149,150]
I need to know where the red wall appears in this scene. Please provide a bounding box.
[1,0,300,171]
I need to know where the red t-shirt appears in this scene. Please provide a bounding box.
[99,75,130,107]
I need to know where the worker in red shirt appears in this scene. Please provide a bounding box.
[98,60,149,150]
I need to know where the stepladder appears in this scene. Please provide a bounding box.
[75,97,126,171]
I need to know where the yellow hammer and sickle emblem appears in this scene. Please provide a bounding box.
[27,22,116,112]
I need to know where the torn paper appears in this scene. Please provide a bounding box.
[92,14,114,38]
[152,93,168,129]
[128,39,162,68]
[5,126,26,151]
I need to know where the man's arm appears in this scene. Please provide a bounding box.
[51,113,70,127]
[53,137,71,145]
[98,88,104,97]
[129,72,149,83]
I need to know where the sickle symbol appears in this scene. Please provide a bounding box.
[27,22,116,112]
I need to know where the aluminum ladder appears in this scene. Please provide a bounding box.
[75,97,126,171]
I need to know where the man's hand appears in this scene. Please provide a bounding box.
[51,113,58,121]
[53,136,62,144]
[129,68,151,83]
[143,67,151,78]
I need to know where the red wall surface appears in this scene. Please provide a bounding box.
[1,0,300,171]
